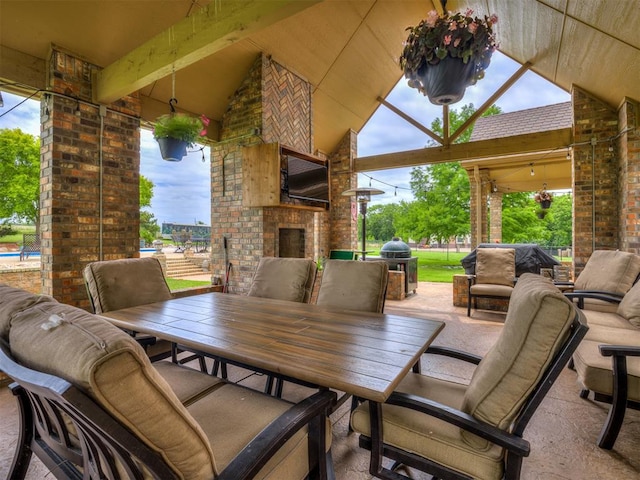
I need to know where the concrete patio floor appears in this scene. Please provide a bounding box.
[1,281,639,479]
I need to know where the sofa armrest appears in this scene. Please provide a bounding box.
[218,389,336,480]
[564,290,624,309]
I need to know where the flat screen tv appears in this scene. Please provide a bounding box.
[286,154,329,204]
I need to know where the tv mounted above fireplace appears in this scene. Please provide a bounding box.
[284,154,329,204]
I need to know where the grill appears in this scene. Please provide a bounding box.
[370,237,417,296]
[380,237,412,259]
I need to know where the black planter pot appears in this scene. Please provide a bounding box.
[540,200,552,209]
[157,137,188,162]
[537,211,547,219]
[416,56,476,105]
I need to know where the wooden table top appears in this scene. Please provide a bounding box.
[101,292,444,403]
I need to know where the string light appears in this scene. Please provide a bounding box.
[530,163,535,176]
[359,172,412,195]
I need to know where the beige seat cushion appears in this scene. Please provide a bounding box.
[583,310,636,331]
[462,274,575,448]
[573,339,640,401]
[9,302,216,478]
[618,280,640,327]
[190,383,332,480]
[574,250,640,296]
[351,374,505,480]
[0,283,57,341]
[475,248,515,286]
[316,260,389,313]
[248,257,317,303]
[83,257,172,314]
[469,284,513,298]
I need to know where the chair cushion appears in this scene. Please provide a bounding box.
[618,280,640,327]
[583,309,636,331]
[83,257,172,314]
[9,302,216,478]
[469,284,514,297]
[461,274,575,449]
[475,248,515,286]
[0,283,57,342]
[574,250,640,296]
[190,383,332,479]
[316,260,389,313]
[573,339,640,401]
[351,374,505,480]
[248,257,317,303]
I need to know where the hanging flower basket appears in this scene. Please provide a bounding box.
[534,188,553,209]
[414,56,476,105]
[156,137,188,162]
[400,9,498,105]
[153,113,209,162]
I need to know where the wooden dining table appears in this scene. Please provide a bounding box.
[100,292,444,404]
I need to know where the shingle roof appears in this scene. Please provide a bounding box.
[470,102,572,141]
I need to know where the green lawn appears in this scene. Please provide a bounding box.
[165,278,211,291]
[0,224,36,244]
[366,247,467,283]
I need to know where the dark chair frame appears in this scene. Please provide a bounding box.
[357,310,588,480]
[466,274,516,317]
[0,340,336,480]
[565,290,640,449]
[592,344,640,449]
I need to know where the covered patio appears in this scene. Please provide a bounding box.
[1,1,640,478]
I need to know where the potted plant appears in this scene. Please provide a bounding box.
[153,113,209,161]
[534,188,553,209]
[399,9,498,105]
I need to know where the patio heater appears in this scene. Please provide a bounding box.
[342,187,384,260]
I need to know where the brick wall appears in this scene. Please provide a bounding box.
[210,54,343,294]
[572,87,619,274]
[41,48,141,307]
[0,269,41,294]
[619,99,640,252]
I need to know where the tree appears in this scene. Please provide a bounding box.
[365,203,401,241]
[0,129,40,226]
[139,175,160,244]
[404,103,501,248]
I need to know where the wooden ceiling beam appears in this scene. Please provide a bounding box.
[449,62,532,143]
[94,0,321,104]
[355,127,572,172]
[376,96,443,144]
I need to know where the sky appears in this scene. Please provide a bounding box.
[0,51,570,225]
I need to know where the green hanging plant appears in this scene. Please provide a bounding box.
[153,113,209,148]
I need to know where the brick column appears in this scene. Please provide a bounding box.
[468,167,490,247]
[41,48,141,307]
[618,98,640,252]
[572,87,618,275]
[489,191,503,243]
[330,130,358,252]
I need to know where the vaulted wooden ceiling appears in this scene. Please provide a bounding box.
[1,0,638,168]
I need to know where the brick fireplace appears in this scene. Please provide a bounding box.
[210,54,356,293]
